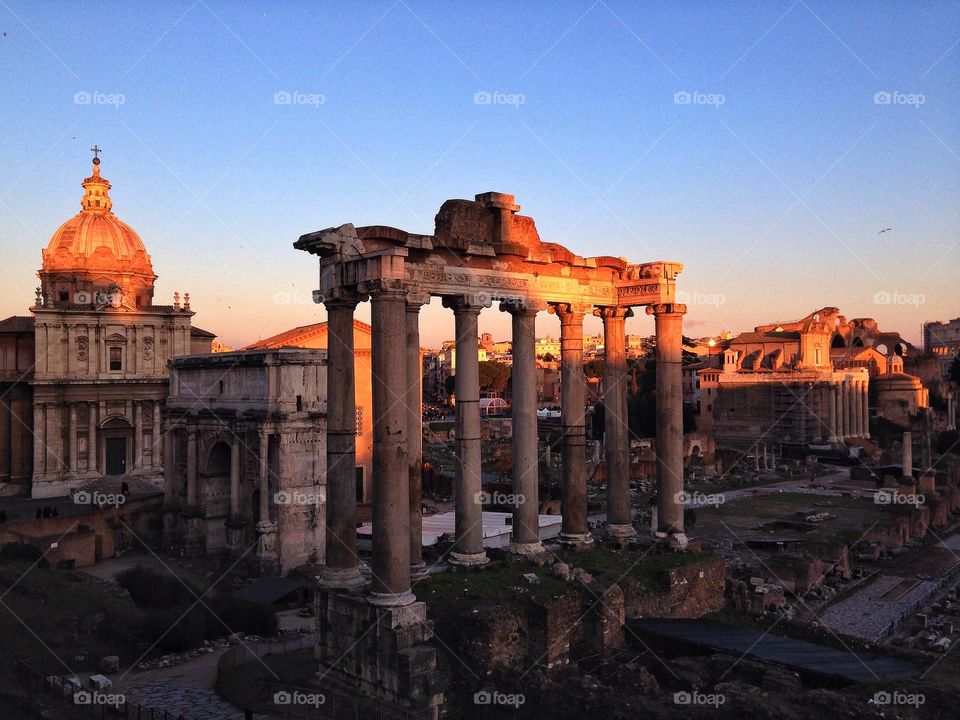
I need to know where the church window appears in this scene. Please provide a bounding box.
[109,346,122,371]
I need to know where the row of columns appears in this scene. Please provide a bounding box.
[320,285,688,606]
[825,378,869,442]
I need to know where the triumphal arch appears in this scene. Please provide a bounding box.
[296,192,686,717]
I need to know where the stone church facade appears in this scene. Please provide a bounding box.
[0,154,211,499]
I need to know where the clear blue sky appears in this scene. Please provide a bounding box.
[1,0,957,347]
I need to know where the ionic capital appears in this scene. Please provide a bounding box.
[321,287,365,311]
[358,278,407,300]
[500,299,545,316]
[405,286,432,310]
[645,302,687,317]
[442,294,486,314]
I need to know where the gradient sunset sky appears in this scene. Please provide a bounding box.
[1,1,957,348]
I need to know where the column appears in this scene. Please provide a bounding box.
[229,435,241,517]
[319,295,364,589]
[134,401,144,468]
[861,380,870,439]
[87,402,97,472]
[844,380,855,440]
[258,431,269,522]
[186,428,198,506]
[152,402,162,467]
[827,383,838,442]
[853,380,863,438]
[598,306,634,541]
[0,395,10,480]
[369,286,415,605]
[647,303,687,543]
[442,296,489,566]
[835,384,845,440]
[163,427,176,504]
[406,296,428,577]
[68,404,78,473]
[902,431,913,481]
[947,394,956,431]
[505,302,544,556]
[33,403,45,476]
[10,390,26,481]
[552,302,592,547]
[46,403,61,476]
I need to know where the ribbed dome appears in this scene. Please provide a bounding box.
[41,157,154,278]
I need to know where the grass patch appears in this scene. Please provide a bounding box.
[417,563,570,607]
[560,546,710,589]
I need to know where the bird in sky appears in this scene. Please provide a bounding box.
[878,228,892,234]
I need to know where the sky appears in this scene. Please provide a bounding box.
[1,0,957,349]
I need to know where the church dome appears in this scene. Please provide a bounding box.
[39,152,156,307]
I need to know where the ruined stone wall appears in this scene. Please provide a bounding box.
[621,554,726,619]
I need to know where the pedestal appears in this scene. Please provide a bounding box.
[256,519,279,576]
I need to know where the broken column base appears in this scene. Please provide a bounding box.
[448,550,489,568]
[604,523,637,546]
[558,532,595,549]
[315,589,445,719]
[654,530,690,551]
[509,540,548,560]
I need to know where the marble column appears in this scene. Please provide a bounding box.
[835,384,845,441]
[947,394,956,431]
[902,431,913,481]
[552,302,592,547]
[256,429,278,573]
[320,295,365,590]
[258,431,269,522]
[134,401,144,468]
[598,306,634,541]
[163,428,176,504]
[827,383,838,442]
[229,435,241,517]
[647,303,687,544]
[0,395,9,480]
[10,390,26,482]
[69,404,78,473]
[46,403,61,476]
[861,380,870,439]
[853,380,863,439]
[504,302,544,556]
[186,429,198,506]
[152,402,162,467]
[443,296,489,566]
[369,286,415,605]
[33,403,45,477]
[87,402,97,472]
[844,380,855,440]
[406,295,428,577]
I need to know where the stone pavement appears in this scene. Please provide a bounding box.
[125,678,266,719]
[816,574,938,641]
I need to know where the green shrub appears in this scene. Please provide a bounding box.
[115,564,201,608]
[208,596,278,637]
[139,605,208,652]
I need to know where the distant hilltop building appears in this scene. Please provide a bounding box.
[923,317,960,378]
[0,153,214,498]
[693,307,930,451]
